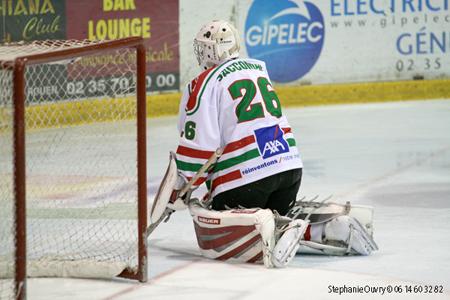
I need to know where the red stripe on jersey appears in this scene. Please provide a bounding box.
[221,127,291,155]
[185,176,207,186]
[185,67,215,112]
[211,170,242,191]
[176,145,215,159]
[282,127,292,134]
[223,135,255,154]
[217,234,261,261]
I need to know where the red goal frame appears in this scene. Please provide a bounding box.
[4,37,148,299]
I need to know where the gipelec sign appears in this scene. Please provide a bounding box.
[330,0,449,16]
[244,0,325,83]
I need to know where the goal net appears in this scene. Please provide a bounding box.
[0,38,148,299]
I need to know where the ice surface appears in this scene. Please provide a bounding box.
[22,99,450,299]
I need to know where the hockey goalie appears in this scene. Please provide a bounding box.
[150,20,378,268]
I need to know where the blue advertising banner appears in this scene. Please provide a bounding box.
[237,0,449,84]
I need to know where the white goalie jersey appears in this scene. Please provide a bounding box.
[176,58,303,197]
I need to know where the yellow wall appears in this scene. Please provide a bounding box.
[9,78,449,130]
[148,79,450,116]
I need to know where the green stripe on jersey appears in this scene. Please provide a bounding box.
[214,148,260,172]
[176,160,203,172]
[287,138,296,147]
[213,140,297,173]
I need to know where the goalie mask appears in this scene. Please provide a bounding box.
[193,20,240,70]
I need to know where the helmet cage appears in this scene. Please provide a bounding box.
[193,38,219,70]
[193,20,240,71]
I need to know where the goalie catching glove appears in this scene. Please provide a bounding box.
[150,148,222,232]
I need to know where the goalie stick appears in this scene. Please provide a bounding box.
[146,147,224,238]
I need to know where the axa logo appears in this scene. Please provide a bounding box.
[254,125,289,159]
[263,140,286,156]
[245,0,325,82]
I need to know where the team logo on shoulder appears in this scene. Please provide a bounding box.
[186,67,216,115]
[254,125,289,159]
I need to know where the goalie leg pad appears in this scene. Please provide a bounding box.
[189,202,276,267]
[324,216,378,255]
[299,216,378,256]
[271,219,309,268]
[289,200,378,255]
[288,200,375,236]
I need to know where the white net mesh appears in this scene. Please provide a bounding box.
[0,40,144,298]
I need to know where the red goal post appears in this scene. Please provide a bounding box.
[0,37,148,300]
